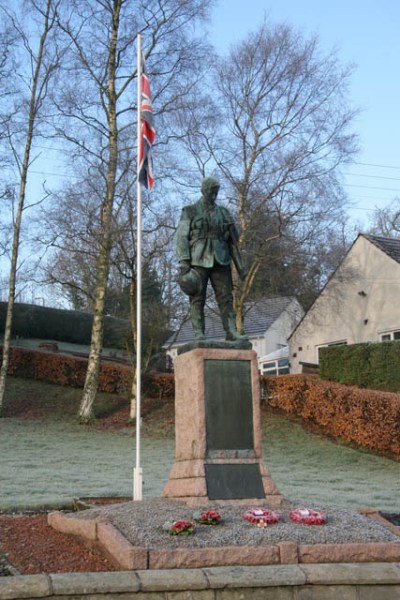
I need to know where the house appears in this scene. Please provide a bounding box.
[164,296,304,370]
[257,346,291,377]
[289,234,400,373]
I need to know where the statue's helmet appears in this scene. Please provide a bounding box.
[201,176,220,196]
[178,268,202,296]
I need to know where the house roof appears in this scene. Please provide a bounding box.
[363,234,400,263]
[258,346,288,362]
[165,296,298,347]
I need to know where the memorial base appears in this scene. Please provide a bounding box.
[162,347,282,507]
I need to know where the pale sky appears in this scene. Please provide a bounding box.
[209,0,400,228]
[5,1,400,304]
[24,0,400,229]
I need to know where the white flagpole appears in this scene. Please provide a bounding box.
[133,33,143,501]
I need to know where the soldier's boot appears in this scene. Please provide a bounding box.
[223,312,248,342]
[191,305,206,340]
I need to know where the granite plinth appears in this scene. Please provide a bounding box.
[162,347,282,506]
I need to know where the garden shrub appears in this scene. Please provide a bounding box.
[0,302,129,348]
[0,346,131,393]
[262,374,400,457]
[3,345,398,458]
[0,346,174,399]
[319,341,400,392]
[144,372,174,399]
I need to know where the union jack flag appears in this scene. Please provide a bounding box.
[138,56,155,190]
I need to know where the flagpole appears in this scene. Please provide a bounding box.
[133,32,143,501]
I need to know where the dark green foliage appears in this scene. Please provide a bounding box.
[319,341,400,392]
[0,302,129,348]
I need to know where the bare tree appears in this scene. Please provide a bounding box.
[0,25,19,268]
[47,0,213,422]
[37,179,104,310]
[174,22,358,329]
[0,0,62,414]
[368,198,400,238]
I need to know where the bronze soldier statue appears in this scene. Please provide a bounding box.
[175,177,248,342]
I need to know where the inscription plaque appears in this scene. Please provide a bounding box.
[205,464,265,499]
[204,359,254,451]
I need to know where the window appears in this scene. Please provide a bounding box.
[380,330,400,341]
[261,358,290,376]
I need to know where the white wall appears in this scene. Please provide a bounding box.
[289,236,400,373]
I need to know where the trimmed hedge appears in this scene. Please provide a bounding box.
[0,346,175,399]
[144,371,175,399]
[1,346,132,394]
[319,341,400,392]
[3,345,398,458]
[0,302,130,348]
[262,374,400,458]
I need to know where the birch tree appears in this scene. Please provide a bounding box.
[0,0,62,414]
[50,0,213,422]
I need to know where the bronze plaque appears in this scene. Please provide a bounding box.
[204,359,254,451]
[205,464,265,499]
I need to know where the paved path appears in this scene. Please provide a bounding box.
[0,413,399,510]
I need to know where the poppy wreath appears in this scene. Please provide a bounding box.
[243,508,281,526]
[163,520,195,536]
[289,508,326,525]
[193,510,222,525]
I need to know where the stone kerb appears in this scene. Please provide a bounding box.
[47,510,400,572]
[2,564,400,599]
[47,512,147,571]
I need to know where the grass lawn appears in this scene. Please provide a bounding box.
[0,377,399,511]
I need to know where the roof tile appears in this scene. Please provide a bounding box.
[166,296,297,346]
[364,234,400,263]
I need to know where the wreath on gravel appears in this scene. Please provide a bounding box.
[193,510,222,525]
[243,508,281,526]
[289,508,326,525]
[162,520,195,536]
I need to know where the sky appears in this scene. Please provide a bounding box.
[25,0,400,230]
[4,0,400,304]
[208,0,400,230]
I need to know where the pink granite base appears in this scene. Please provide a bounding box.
[162,455,282,507]
[48,510,400,571]
[162,347,283,506]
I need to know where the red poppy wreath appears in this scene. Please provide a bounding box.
[243,508,281,526]
[289,508,326,525]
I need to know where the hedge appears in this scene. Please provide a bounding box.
[3,346,398,458]
[0,346,176,399]
[319,341,400,392]
[0,302,130,348]
[0,346,131,393]
[262,374,400,458]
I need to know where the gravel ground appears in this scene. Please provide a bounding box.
[73,498,400,549]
